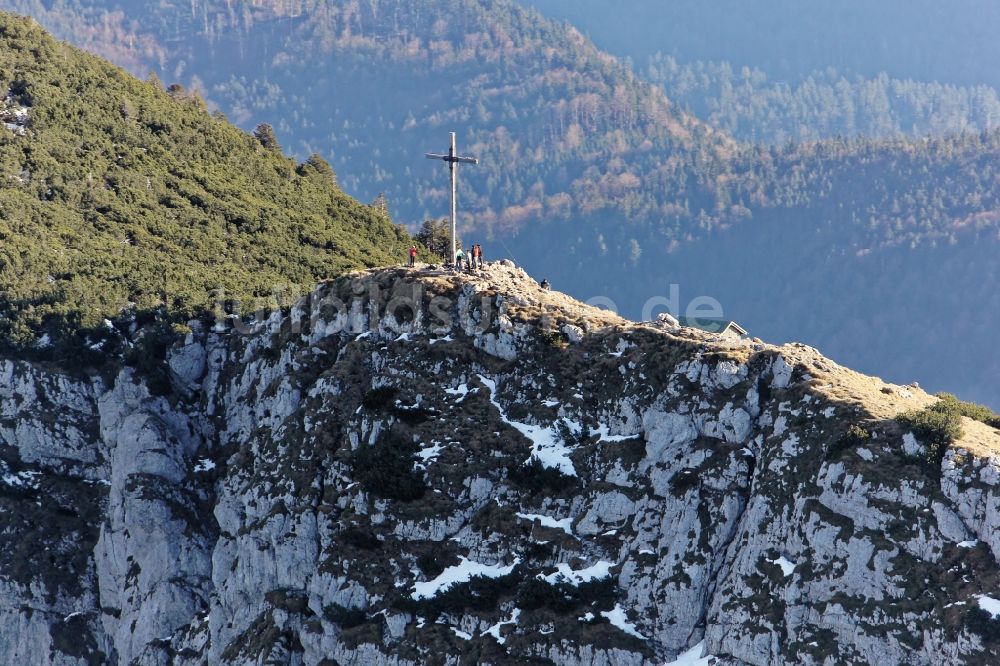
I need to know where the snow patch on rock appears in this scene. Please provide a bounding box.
[411,556,520,600]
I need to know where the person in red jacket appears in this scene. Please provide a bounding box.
[408,245,417,267]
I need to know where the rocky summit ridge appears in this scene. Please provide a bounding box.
[2,262,1000,665]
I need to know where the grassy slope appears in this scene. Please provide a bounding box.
[0,14,415,349]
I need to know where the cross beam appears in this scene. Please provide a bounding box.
[426,132,479,266]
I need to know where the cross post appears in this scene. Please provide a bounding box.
[426,132,479,267]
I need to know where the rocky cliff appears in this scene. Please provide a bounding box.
[3,262,1000,665]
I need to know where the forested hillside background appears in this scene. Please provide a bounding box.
[1,0,998,406]
[531,0,1000,143]
[524,0,1000,89]
[644,60,1000,143]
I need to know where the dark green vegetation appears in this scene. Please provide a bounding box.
[935,393,1000,429]
[826,424,871,461]
[414,218,458,259]
[897,393,1000,469]
[351,430,427,502]
[362,386,400,411]
[395,566,617,625]
[506,457,578,495]
[898,401,966,473]
[322,603,368,629]
[965,606,1000,642]
[0,14,414,352]
[397,571,520,621]
[516,576,616,614]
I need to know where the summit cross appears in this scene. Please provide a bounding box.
[425,132,479,266]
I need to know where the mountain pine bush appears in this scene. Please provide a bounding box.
[898,400,965,474]
[0,14,420,356]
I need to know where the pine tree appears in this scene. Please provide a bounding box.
[254,123,280,150]
[371,192,390,218]
[299,153,338,186]
[415,219,457,258]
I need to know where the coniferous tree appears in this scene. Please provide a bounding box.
[300,153,338,186]
[415,219,460,258]
[254,122,280,150]
[371,193,390,218]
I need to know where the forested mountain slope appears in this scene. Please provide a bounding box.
[4,0,1000,406]
[644,58,1000,143]
[0,12,415,356]
[524,0,1000,90]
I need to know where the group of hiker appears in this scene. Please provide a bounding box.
[407,243,486,271]
[455,244,485,270]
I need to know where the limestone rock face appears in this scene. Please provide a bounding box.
[2,264,1000,665]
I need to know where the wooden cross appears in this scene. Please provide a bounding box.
[426,132,479,266]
